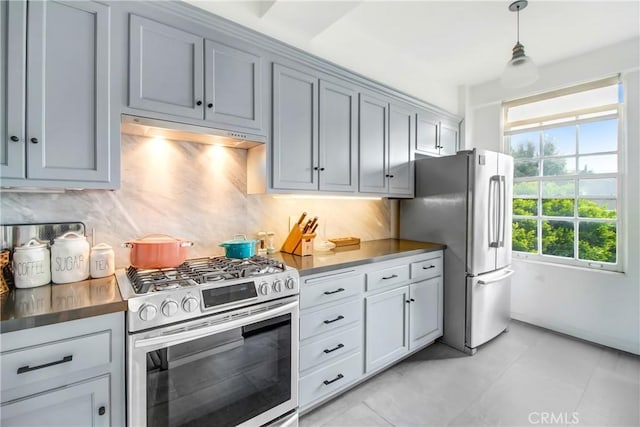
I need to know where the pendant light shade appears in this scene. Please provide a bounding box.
[501,0,539,88]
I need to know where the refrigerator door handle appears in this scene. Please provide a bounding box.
[498,175,506,248]
[477,269,515,285]
[489,175,500,248]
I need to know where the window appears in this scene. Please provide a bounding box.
[503,77,622,271]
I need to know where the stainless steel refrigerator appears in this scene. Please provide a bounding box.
[400,149,514,354]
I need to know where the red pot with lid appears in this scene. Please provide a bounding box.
[123,234,194,269]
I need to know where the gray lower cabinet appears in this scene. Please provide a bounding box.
[1,0,117,188]
[1,375,110,427]
[359,95,415,197]
[129,15,264,134]
[416,109,459,157]
[299,251,444,413]
[365,285,410,372]
[0,312,125,427]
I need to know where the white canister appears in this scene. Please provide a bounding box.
[90,243,115,278]
[12,239,51,288]
[51,231,90,284]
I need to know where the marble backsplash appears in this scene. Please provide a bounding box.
[0,134,395,267]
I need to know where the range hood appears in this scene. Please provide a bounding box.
[121,115,266,149]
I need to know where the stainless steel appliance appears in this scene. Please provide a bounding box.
[116,256,300,427]
[400,149,514,354]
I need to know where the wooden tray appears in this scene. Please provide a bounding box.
[328,237,360,247]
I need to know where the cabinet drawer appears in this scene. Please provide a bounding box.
[366,264,409,292]
[300,352,362,408]
[1,331,111,392]
[300,299,361,340]
[410,255,443,280]
[301,272,364,309]
[300,325,362,372]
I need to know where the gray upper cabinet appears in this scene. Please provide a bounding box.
[272,63,318,191]
[416,109,459,157]
[129,15,265,134]
[0,0,25,179]
[388,103,414,196]
[129,15,204,120]
[319,79,358,192]
[1,0,117,188]
[439,119,459,156]
[204,40,263,132]
[359,93,388,194]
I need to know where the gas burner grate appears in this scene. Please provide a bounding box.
[126,255,288,294]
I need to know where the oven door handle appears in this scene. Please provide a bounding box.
[135,300,298,349]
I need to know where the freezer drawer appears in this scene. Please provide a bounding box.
[467,268,514,349]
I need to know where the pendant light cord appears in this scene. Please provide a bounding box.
[516,5,520,43]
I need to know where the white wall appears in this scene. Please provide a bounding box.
[463,38,640,355]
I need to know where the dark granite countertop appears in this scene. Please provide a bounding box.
[274,239,445,276]
[0,276,126,334]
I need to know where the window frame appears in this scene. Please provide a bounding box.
[503,79,624,272]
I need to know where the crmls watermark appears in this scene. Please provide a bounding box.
[528,412,580,425]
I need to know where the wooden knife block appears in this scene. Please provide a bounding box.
[281,226,316,256]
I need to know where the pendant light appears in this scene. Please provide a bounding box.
[501,0,539,88]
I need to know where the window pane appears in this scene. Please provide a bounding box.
[579,119,617,154]
[542,180,575,198]
[542,220,574,258]
[542,199,574,217]
[579,222,616,263]
[513,219,538,253]
[514,198,538,216]
[510,132,539,158]
[542,157,576,176]
[578,154,617,174]
[514,160,539,178]
[543,126,575,156]
[578,199,616,219]
[579,178,616,197]
[514,181,537,197]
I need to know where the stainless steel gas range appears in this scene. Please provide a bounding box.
[115,256,300,427]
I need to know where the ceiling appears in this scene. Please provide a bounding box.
[185,1,640,113]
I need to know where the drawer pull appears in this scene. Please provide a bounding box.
[382,274,398,280]
[422,265,436,270]
[17,355,73,374]
[323,315,345,324]
[323,343,345,354]
[324,288,345,295]
[323,373,344,385]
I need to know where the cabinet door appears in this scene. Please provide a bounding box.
[204,40,263,132]
[272,63,318,191]
[365,286,409,372]
[409,277,443,351]
[0,0,26,179]
[26,1,111,182]
[388,103,414,196]
[439,119,459,156]
[1,375,110,427]
[129,15,204,119]
[359,93,388,194]
[319,79,358,192]
[416,110,440,156]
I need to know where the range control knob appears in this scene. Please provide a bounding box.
[272,279,283,293]
[161,300,179,317]
[285,277,296,290]
[139,303,157,321]
[182,296,200,313]
[259,282,271,296]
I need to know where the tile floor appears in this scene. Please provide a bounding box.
[299,321,640,427]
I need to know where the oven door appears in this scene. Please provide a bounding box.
[128,297,299,427]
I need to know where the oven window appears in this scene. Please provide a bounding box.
[145,313,292,427]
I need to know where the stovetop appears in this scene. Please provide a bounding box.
[116,255,299,332]
[126,256,288,295]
